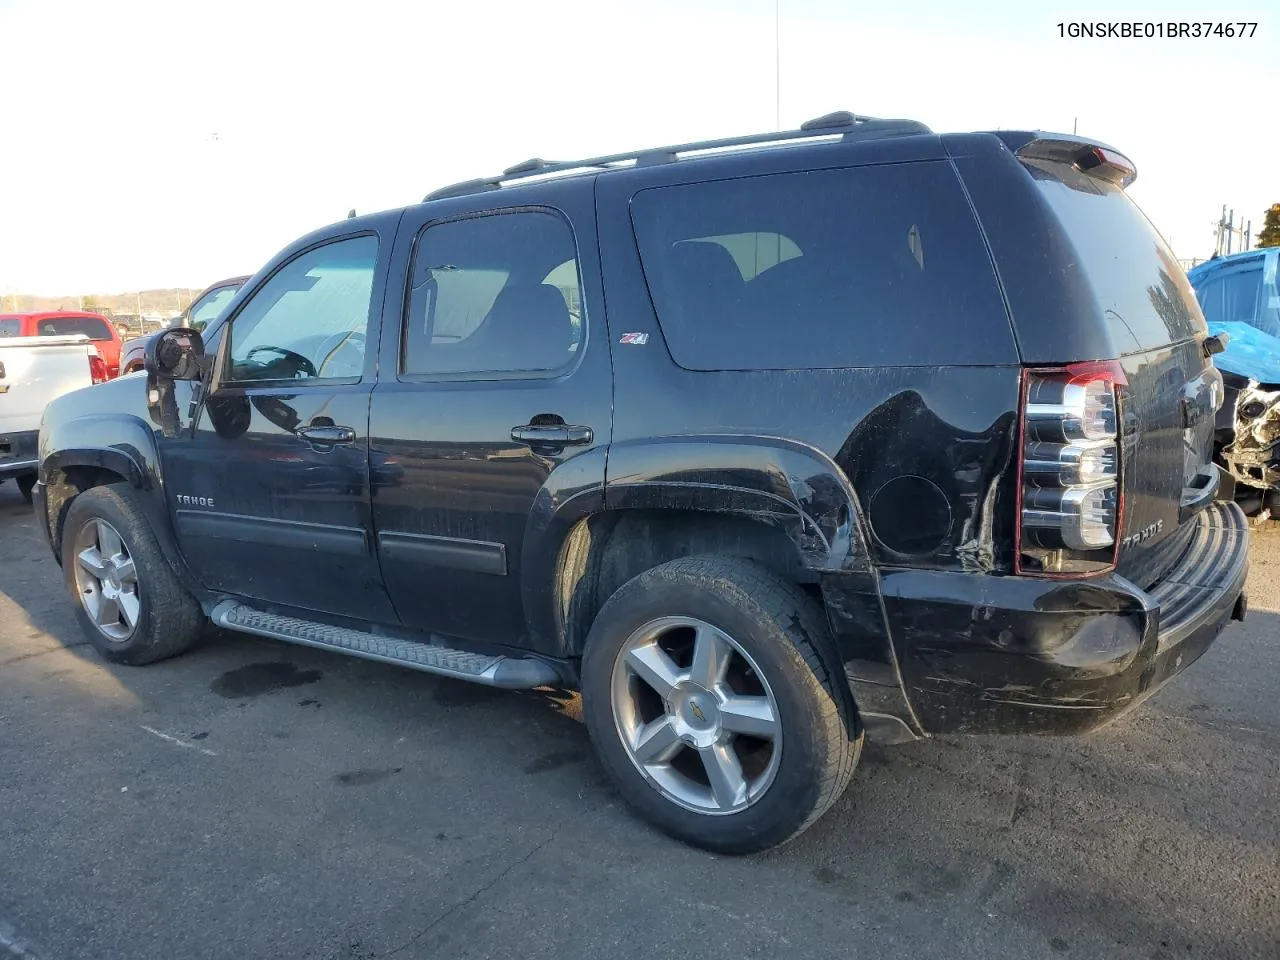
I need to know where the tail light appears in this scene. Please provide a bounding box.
[87,345,108,384]
[1016,361,1125,576]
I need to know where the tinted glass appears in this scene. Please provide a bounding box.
[629,162,1013,370]
[0,319,20,337]
[1194,265,1280,338]
[35,316,113,340]
[228,236,377,382]
[189,284,241,331]
[402,211,581,377]
[1027,160,1204,351]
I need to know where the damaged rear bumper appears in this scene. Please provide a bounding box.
[875,501,1248,736]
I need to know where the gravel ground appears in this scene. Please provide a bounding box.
[0,480,1276,960]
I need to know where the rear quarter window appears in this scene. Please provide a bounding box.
[629,162,1015,370]
[34,316,113,340]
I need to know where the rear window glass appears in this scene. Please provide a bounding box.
[0,319,20,337]
[629,162,1014,370]
[34,316,112,340]
[1026,160,1204,351]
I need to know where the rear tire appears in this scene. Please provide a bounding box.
[61,483,204,665]
[581,556,861,854]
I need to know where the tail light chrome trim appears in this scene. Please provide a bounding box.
[1016,361,1126,577]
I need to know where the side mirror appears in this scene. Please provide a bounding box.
[144,328,206,439]
[145,327,206,380]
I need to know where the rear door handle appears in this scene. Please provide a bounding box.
[297,424,357,445]
[511,423,594,447]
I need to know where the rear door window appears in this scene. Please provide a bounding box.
[34,316,113,340]
[629,162,1015,370]
[1026,160,1204,351]
[401,210,583,378]
[0,319,20,337]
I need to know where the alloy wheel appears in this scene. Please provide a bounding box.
[610,616,782,815]
[72,518,141,642]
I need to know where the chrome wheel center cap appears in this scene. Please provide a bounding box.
[669,683,722,747]
[104,560,122,591]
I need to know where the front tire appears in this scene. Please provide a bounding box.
[581,556,861,854]
[61,483,204,665]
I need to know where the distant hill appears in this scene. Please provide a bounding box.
[3,289,201,318]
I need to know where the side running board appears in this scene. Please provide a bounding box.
[210,600,561,689]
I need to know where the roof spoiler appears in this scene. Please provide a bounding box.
[1002,132,1137,188]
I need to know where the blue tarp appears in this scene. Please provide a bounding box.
[1207,319,1280,384]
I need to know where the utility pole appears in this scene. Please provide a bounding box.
[1073,117,1077,135]
[1213,206,1252,257]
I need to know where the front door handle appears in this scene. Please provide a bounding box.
[511,423,594,448]
[297,424,357,445]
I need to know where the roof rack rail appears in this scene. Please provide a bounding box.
[423,110,931,201]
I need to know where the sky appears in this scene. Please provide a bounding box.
[0,0,1276,295]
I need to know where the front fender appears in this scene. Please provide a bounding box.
[37,412,187,581]
[40,412,159,490]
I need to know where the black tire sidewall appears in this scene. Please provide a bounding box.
[581,561,848,853]
[61,486,168,663]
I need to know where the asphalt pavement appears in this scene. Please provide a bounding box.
[1,480,1276,960]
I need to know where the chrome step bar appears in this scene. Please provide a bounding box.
[210,600,561,689]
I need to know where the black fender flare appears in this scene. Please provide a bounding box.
[38,414,189,581]
[519,435,880,655]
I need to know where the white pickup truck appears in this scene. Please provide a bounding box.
[0,335,97,502]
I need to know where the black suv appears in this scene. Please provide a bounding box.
[34,112,1249,853]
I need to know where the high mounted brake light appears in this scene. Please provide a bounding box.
[1077,147,1137,188]
[1014,135,1138,188]
[1017,360,1126,577]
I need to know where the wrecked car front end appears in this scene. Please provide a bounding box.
[1218,374,1280,511]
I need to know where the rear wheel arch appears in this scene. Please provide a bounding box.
[524,436,873,659]
[556,508,816,659]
